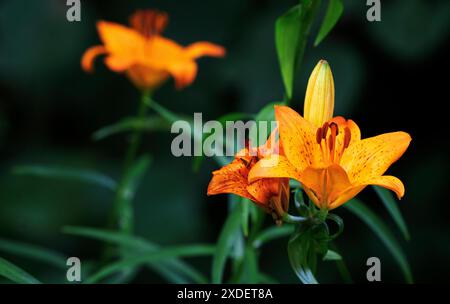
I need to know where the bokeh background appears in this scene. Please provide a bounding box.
[0,0,449,283]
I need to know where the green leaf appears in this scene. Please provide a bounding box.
[212,204,243,283]
[345,199,413,283]
[314,0,344,46]
[275,0,321,100]
[0,257,41,284]
[249,101,285,145]
[113,155,151,233]
[287,227,318,284]
[253,225,295,248]
[373,186,410,241]
[85,245,215,284]
[63,226,209,284]
[12,165,117,191]
[0,238,66,270]
[92,115,171,141]
[323,249,342,261]
[258,273,279,284]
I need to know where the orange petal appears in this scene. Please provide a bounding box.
[247,178,279,206]
[300,164,353,209]
[275,106,322,171]
[167,60,198,89]
[126,65,169,90]
[328,175,405,209]
[207,159,255,202]
[81,45,107,72]
[185,42,226,59]
[248,155,301,183]
[104,55,136,72]
[340,131,411,183]
[97,21,144,62]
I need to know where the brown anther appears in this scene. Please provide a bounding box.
[343,127,351,149]
[316,127,323,144]
[329,122,339,136]
[322,122,329,139]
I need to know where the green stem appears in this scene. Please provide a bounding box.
[123,91,151,172]
[109,90,151,234]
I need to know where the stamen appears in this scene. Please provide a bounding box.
[129,10,168,38]
[316,127,323,144]
[322,122,329,139]
[343,127,351,149]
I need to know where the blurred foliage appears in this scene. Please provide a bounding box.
[0,0,449,283]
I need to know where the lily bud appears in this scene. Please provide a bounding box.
[303,60,335,127]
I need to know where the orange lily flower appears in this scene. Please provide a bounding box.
[207,132,290,222]
[81,10,225,90]
[249,106,411,210]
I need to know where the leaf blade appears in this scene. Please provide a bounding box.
[275,1,321,100]
[314,0,344,46]
[212,204,243,283]
[12,165,117,191]
[0,238,66,270]
[63,226,209,284]
[0,257,41,284]
[345,199,413,283]
[373,186,410,240]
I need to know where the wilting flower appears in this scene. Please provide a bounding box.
[249,62,411,210]
[207,132,290,222]
[81,10,225,90]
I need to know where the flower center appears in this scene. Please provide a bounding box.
[129,10,168,38]
[316,121,351,164]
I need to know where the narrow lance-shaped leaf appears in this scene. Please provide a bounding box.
[314,0,344,46]
[345,199,413,283]
[373,186,410,240]
[276,0,321,100]
[63,226,209,284]
[92,115,171,141]
[12,165,117,191]
[0,238,67,270]
[0,257,41,284]
[85,245,215,284]
[212,204,243,283]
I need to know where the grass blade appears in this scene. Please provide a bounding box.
[212,204,243,283]
[252,225,295,248]
[63,226,209,283]
[0,257,41,284]
[373,186,410,240]
[85,245,215,284]
[92,115,171,141]
[345,199,413,283]
[12,165,117,191]
[0,238,66,270]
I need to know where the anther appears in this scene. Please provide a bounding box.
[316,127,323,144]
[322,122,329,139]
[343,127,351,149]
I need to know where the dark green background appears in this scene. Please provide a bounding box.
[0,0,449,283]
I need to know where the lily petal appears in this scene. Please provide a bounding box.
[81,45,107,72]
[275,106,322,171]
[329,175,405,209]
[207,159,255,202]
[185,42,226,59]
[340,131,411,183]
[300,164,353,209]
[97,21,144,64]
[248,155,302,183]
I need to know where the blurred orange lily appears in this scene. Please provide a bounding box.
[249,106,411,210]
[207,132,289,222]
[81,10,225,90]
